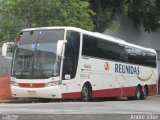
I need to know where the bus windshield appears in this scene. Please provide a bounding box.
[12,29,64,79]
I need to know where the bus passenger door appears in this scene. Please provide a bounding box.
[62,30,80,94]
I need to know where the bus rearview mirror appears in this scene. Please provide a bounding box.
[2,43,7,57]
[2,42,15,59]
[57,40,66,56]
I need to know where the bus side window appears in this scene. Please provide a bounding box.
[62,31,80,80]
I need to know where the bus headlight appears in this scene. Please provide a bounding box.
[11,81,18,86]
[45,81,61,87]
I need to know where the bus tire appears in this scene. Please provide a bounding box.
[142,85,148,100]
[81,83,92,102]
[135,85,143,100]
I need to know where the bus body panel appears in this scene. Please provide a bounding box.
[11,78,62,98]
[11,85,62,98]
[78,56,157,98]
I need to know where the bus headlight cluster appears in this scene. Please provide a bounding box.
[11,81,18,86]
[45,81,61,87]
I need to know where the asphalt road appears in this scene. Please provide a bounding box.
[0,96,160,120]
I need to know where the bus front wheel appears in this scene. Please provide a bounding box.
[81,83,92,102]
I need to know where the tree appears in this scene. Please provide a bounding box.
[90,0,128,32]
[0,0,160,43]
[126,0,160,32]
[90,0,160,32]
[0,0,95,43]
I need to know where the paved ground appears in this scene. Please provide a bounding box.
[0,95,160,120]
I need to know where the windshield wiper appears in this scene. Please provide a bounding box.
[20,53,34,77]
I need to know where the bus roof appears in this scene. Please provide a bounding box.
[21,26,156,54]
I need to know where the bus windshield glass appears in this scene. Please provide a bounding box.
[12,29,64,79]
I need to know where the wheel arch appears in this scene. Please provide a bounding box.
[81,81,92,91]
[137,84,142,89]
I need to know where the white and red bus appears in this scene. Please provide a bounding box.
[2,27,158,101]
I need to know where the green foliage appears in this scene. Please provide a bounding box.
[0,0,95,43]
[0,0,21,43]
[0,0,160,43]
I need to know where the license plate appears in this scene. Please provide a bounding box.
[27,91,36,95]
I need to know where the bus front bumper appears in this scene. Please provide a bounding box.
[11,85,62,99]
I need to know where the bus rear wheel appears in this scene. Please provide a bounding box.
[81,84,92,102]
[135,85,143,100]
[142,85,148,100]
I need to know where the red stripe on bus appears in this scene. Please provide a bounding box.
[62,84,157,99]
[148,84,157,96]
[92,87,136,98]
[18,83,45,88]
[62,92,81,99]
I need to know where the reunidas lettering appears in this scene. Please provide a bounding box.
[115,63,140,75]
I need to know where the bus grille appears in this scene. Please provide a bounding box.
[18,83,45,88]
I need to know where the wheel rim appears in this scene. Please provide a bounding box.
[136,88,141,99]
[82,86,89,101]
[143,87,147,98]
